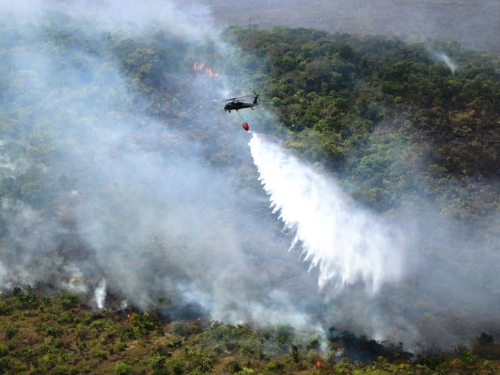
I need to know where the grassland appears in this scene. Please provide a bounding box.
[2,289,500,374]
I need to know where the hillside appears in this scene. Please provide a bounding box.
[1,4,500,374]
[224,27,500,218]
[206,0,500,53]
[2,290,500,374]
[223,29,500,346]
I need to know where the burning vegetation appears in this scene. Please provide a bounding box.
[193,62,219,79]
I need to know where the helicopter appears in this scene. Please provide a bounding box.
[223,92,260,113]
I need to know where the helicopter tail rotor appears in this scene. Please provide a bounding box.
[253,91,260,104]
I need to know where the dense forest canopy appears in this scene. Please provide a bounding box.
[223,27,500,216]
[1,1,500,374]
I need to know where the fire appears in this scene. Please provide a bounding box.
[127,314,131,320]
[316,360,321,367]
[192,62,219,79]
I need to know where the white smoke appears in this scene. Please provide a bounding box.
[95,279,107,309]
[0,141,15,173]
[249,133,403,294]
[0,0,215,42]
[0,261,10,290]
[64,266,88,294]
[0,0,325,331]
[436,53,458,74]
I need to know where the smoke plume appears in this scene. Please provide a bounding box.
[0,0,325,335]
[95,279,107,309]
[436,52,458,74]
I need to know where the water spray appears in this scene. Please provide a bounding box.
[249,133,402,294]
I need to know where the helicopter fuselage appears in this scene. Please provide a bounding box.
[224,101,258,112]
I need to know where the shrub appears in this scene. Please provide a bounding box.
[306,338,321,350]
[61,294,79,310]
[0,301,12,316]
[265,360,286,373]
[460,350,478,364]
[52,364,71,375]
[130,313,156,336]
[45,326,63,338]
[477,332,494,345]
[166,357,185,374]
[334,361,354,374]
[16,347,37,366]
[0,345,8,357]
[170,320,191,337]
[150,354,168,370]
[90,345,107,360]
[116,340,127,352]
[115,362,132,375]
[12,287,40,309]
[274,325,294,346]
[57,311,75,324]
[0,357,17,373]
[227,360,243,373]
[76,323,90,340]
[152,345,172,358]
[4,324,18,339]
[235,370,254,375]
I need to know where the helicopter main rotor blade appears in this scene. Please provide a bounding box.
[210,97,242,102]
[222,94,255,101]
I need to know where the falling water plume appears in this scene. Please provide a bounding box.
[249,133,403,294]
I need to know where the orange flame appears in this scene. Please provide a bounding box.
[192,62,219,79]
[316,360,321,367]
[127,314,131,320]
